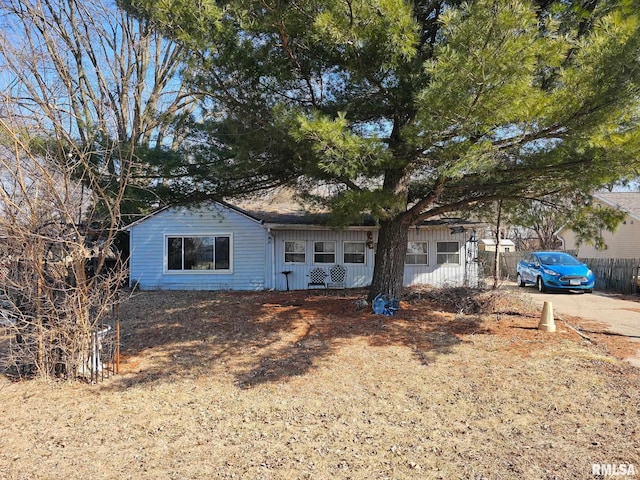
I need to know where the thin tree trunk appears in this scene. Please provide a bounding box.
[493,200,503,290]
[368,217,410,303]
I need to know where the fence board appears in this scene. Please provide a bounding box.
[477,251,526,281]
[581,257,640,295]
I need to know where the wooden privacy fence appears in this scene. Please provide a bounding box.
[478,251,640,295]
[478,251,526,281]
[581,258,640,295]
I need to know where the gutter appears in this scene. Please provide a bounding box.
[593,193,640,222]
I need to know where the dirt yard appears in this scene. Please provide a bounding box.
[1,287,639,479]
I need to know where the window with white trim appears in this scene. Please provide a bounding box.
[405,242,429,265]
[314,241,336,264]
[344,241,366,264]
[436,241,460,265]
[167,235,231,271]
[284,241,306,264]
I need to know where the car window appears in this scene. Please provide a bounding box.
[538,252,581,265]
[554,253,581,265]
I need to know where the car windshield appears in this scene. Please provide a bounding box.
[539,253,581,266]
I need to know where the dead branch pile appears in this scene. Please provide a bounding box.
[405,286,535,316]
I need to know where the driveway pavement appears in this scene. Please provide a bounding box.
[508,283,640,366]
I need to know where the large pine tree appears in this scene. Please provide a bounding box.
[121,0,640,300]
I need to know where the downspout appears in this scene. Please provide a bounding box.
[268,227,276,290]
[555,227,566,252]
[128,227,134,288]
[463,229,468,287]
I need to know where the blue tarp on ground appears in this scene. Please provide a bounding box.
[372,294,400,316]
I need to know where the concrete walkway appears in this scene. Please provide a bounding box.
[510,284,640,366]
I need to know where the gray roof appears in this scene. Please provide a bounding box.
[232,189,484,228]
[229,188,487,228]
[238,205,482,228]
[243,209,375,226]
[594,192,640,221]
[126,199,484,230]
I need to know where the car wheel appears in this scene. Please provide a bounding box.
[536,276,546,293]
[517,273,525,287]
[585,289,592,294]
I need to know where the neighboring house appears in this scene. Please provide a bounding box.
[126,201,483,291]
[478,238,515,253]
[558,192,640,258]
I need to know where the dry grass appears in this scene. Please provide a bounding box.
[1,288,639,479]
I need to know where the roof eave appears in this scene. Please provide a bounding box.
[593,193,640,222]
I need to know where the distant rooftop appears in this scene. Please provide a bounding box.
[231,188,482,228]
[594,192,640,220]
[127,188,487,229]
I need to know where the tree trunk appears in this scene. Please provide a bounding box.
[367,217,410,303]
[492,200,503,290]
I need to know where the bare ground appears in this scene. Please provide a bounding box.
[0,288,639,480]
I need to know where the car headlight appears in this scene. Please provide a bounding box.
[587,269,593,277]
[541,267,561,277]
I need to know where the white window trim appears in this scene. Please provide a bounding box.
[405,241,429,265]
[284,240,307,264]
[343,241,366,265]
[436,241,461,265]
[164,233,234,274]
[313,240,336,265]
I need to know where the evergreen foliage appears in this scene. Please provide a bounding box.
[121,0,640,299]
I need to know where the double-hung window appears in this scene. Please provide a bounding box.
[284,241,306,264]
[436,241,460,265]
[405,242,429,265]
[167,235,231,272]
[344,242,366,264]
[314,241,336,264]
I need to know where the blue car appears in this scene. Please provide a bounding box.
[516,251,594,293]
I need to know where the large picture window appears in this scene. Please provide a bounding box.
[437,241,460,265]
[344,242,366,264]
[405,242,429,265]
[314,241,336,264]
[167,235,231,271]
[284,241,306,264]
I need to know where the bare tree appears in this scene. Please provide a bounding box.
[0,0,197,208]
[0,0,195,379]
[0,107,128,379]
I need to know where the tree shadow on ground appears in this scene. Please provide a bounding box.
[95,289,489,391]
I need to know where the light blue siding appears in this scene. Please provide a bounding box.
[128,202,479,291]
[129,204,269,291]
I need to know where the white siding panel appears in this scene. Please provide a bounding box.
[270,226,476,291]
[271,229,375,291]
[129,204,268,290]
[403,227,473,287]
